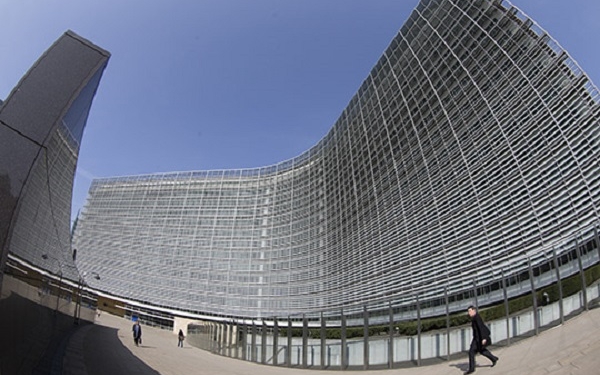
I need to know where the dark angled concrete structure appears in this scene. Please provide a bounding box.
[0,31,109,374]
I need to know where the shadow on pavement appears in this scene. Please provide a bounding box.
[449,362,469,372]
[0,292,79,374]
[84,324,161,375]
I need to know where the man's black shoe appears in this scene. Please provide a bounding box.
[491,357,498,367]
[465,371,474,374]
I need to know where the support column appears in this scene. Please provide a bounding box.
[388,302,394,369]
[234,320,240,359]
[445,287,450,360]
[286,316,292,367]
[273,318,279,366]
[241,323,248,361]
[341,309,347,370]
[302,314,308,368]
[528,258,539,335]
[416,295,421,367]
[363,305,369,370]
[576,239,589,311]
[223,323,228,354]
[214,323,219,353]
[501,270,510,346]
[262,319,267,364]
[210,323,215,352]
[595,227,600,261]
[218,323,224,353]
[552,247,565,324]
[472,278,478,309]
[228,320,234,357]
[251,321,257,362]
[321,312,326,369]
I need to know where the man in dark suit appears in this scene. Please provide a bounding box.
[466,306,498,374]
[132,320,142,346]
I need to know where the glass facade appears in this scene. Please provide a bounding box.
[7,67,108,281]
[74,0,600,319]
[1,31,110,282]
[0,31,109,374]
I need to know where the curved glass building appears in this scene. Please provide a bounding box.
[74,0,600,320]
[0,31,109,373]
[1,31,110,282]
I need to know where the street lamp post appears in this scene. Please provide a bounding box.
[74,271,100,324]
[55,270,63,313]
[42,253,100,324]
[74,275,84,324]
[42,254,63,314]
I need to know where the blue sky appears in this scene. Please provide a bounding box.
[1,0,599,225]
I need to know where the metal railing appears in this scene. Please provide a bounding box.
[187,225,600,370]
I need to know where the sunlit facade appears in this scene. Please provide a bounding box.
[74,0,600,319]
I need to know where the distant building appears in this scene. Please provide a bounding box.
[74,0,600,323]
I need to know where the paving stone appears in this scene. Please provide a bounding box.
[62,307,600,375]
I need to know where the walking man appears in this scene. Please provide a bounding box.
[466,306,498,374]
[133,320,142,346]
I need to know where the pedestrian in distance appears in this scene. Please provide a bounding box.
[465,305,498,374]
[542,291,550,306]
[133,320,142,346]
[178,329,185,348]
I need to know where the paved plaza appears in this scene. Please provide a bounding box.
[60,305,600,375]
